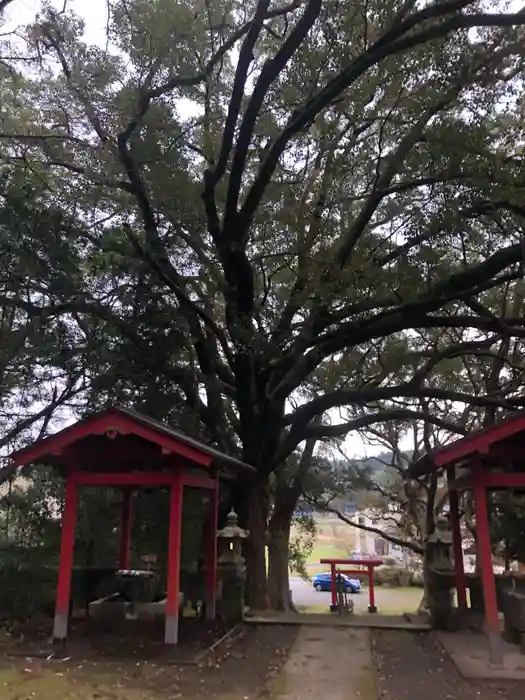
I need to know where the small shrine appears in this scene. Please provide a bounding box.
[410,411,525,664]
[9,406,254,646]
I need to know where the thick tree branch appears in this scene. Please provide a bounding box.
[207,0,271,188]
[277,405,467,463]
[0,378,83,455]
[286,384,525,429]
[270,242,525,400]
[40,21,109,142]
[223,0,322,236]
[239,5,525,229]
[148,0,306,98]
[305,409,467,440]
[0,0,16,13]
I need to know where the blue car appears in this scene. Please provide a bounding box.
[312,572,361,593]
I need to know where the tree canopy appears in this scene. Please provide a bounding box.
[2,0,525,605]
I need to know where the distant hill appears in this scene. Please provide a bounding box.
[357,453,391,476]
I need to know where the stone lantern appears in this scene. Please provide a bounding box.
[426,515,455,630]
[216,509,249,622]
[218,509,249,565]
[427,516,454,572]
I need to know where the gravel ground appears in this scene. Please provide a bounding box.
[373,630,525,700]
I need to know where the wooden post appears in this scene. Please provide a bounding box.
[330,562,338,611]
[447,467,468,621]
[204,481,219,620]
[53,475,78,644]
[367,565,377,613]
[472,467,502,665]
[165,474,184,645]
[119,487,133,570]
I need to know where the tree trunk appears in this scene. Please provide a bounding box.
[504,539,510,572]
[267,518,296,611]
[239,476,270,611]
[418,547,431,616]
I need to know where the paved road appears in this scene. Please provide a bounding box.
[290,576,365,610]
[289,576,421,614]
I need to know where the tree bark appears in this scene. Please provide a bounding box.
[267,523,294,611]
[418,546,432,616]
[238,476,270,610]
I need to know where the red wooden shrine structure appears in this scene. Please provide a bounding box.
[320,557,383,613]
[410,411,525,664]
[10,406,254,646]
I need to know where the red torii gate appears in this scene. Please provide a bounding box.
[10,406,254,646]
[409,411,525,665]
[321,558,383,613]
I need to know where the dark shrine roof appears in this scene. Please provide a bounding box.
[9,405,255,476]
[409,410,525,478]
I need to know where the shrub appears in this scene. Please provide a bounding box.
[409,570,424,587]
[374,566,418,588]
[0,562,120,621]
[0,563,56,620]
[382,556,399,567]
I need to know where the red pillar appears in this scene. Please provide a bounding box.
[165,475,184,645]
[118,488,133,570]
[368,566,377,613]
[330,562,337,611]
[472,469,502,665]
[53,475,78,643]
[447,467,468,621]
[204,481,219,619]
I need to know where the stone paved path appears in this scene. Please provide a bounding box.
[268,626,377,700]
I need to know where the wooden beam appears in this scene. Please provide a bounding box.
[320,558,383,567]
[480,472,525,489]
[12,414,115,467]
[11,409,214,469]
[107,415,213,467]
[71,472,178,487]
[433,413,525,469]
[451,472,525,490]
[479,445,525,460]
[182,473,217,490]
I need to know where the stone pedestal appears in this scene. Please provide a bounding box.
[216,510,249,624]
[426,518,456,630]
[116,570,158,603]
[502,591,525,652]
[217,562,245,624]
[427,572,455,630]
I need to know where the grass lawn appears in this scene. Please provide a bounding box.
[299,517,357,575]
[297,587,423,615]
[308,540,347,562]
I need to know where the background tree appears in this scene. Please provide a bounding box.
[0,176,87,474]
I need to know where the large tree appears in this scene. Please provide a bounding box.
[0,175,88,471]
[2,0,525,607]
